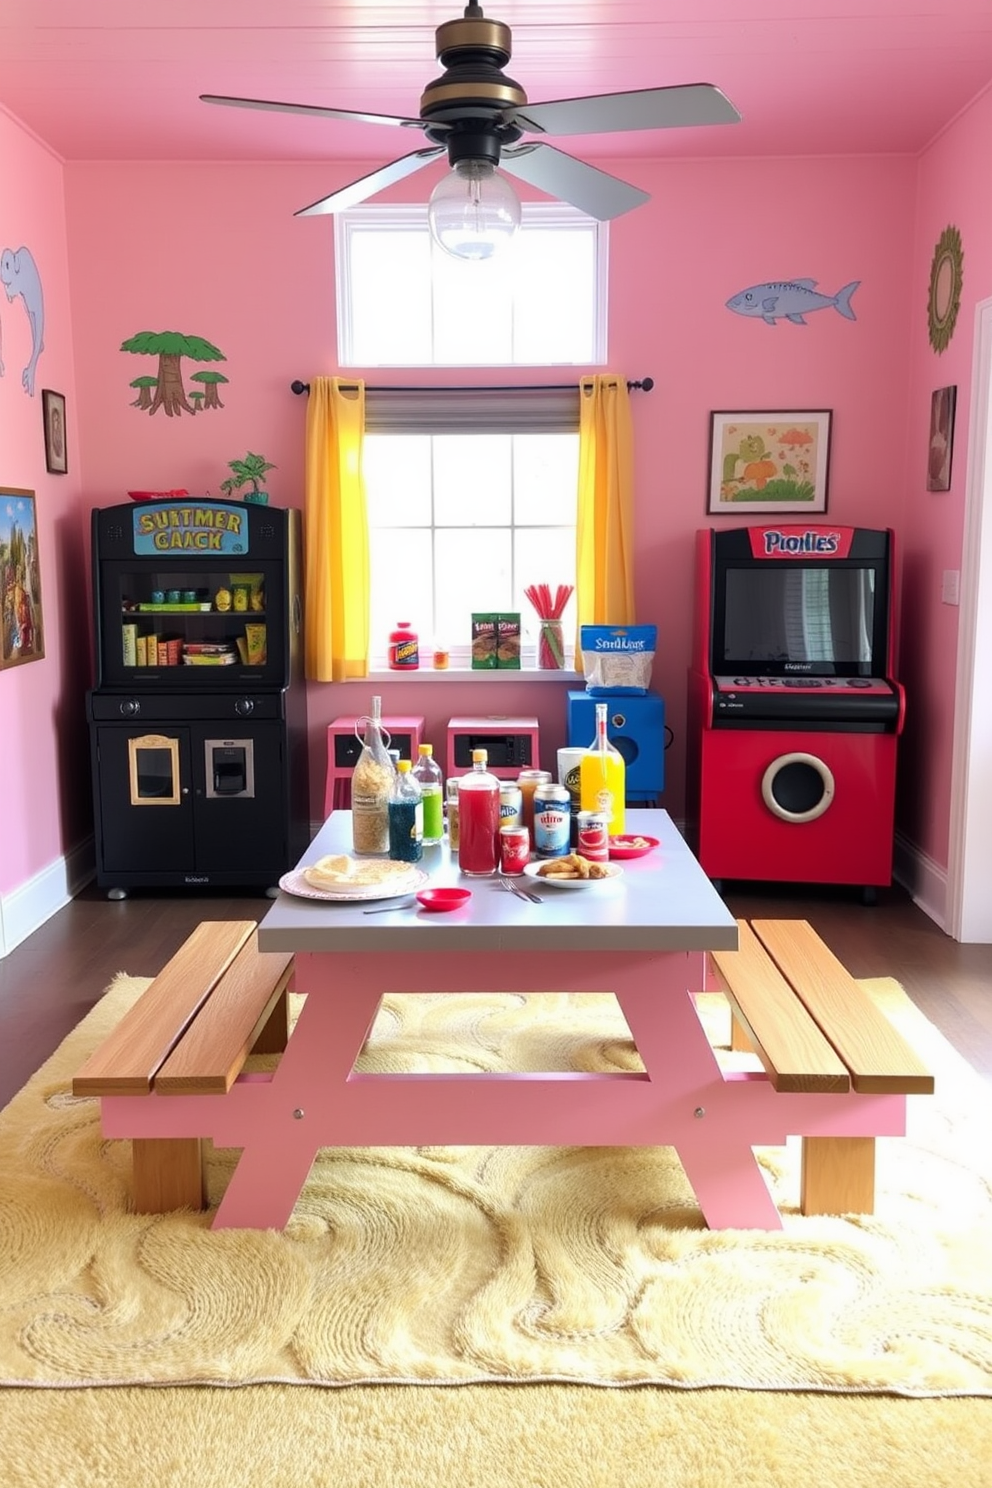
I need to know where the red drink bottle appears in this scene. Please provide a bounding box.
[457,749,501,876]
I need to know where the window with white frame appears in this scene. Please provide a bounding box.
[335,202,605,666]
[363,389,579,667]
[335,203,607,367]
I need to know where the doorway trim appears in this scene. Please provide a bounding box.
[947,295,992,941]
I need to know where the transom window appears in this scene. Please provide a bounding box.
[335,203,607,367]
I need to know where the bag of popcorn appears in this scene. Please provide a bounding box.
[580,625,657,694]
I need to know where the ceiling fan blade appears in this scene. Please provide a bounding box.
[295,149,445,217]
[505,83,741,138]
[200,93,433,132]
[500,144,649,221]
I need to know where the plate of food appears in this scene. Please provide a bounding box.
[523,855,623,888]
[279,854,428,902]
[608,834,660,860]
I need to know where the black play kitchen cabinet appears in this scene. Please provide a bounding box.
[87,499,309,897]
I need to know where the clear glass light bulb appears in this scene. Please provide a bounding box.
[428,159,521,261]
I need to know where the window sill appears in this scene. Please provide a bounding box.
[366,667,583,683]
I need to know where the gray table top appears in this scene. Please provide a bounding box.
[258,809,738,955]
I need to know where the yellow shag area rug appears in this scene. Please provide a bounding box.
[2,977,992,1487]
[2,974,992,1402]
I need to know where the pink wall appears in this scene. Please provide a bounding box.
[62,152,917,824]
[898,85,992,868]
[0,108,88,896]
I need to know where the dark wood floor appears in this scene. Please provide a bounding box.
[2,877,992,1110]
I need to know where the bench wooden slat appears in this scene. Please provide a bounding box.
[72,920,258,1096]
[750,918,935,1095]
[711,922,850,1093]
[154,942,294,1094]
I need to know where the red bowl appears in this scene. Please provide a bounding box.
[608,834,660,860]
[416,887,472,913]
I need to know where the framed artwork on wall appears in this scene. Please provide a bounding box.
[927,385,957,492]
[42,389,67,474]
[1,487,45,669]
[708,410,832,515]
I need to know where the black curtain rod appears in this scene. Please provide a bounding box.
[290,377,653,395]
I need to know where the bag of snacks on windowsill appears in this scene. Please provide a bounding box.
[580,624,656,694]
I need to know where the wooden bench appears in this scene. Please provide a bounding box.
[708,917,934,1216]
[73,920,294,1213]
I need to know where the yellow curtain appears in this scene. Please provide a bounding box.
[304,376,369,681]
[575,373,636,631]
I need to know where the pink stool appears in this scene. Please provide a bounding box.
[324,715,425,816]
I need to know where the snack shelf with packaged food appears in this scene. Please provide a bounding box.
[86,500,309,896]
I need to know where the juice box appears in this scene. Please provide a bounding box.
[471,613,499,669]
[496,612,521,668]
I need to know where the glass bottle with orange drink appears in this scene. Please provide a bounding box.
[579,702,626,835]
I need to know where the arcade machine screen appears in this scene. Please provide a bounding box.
[718,565,878,676]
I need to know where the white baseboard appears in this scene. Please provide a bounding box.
[0,837,95,959]
[892,830,948,934]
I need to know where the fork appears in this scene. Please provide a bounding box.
[499,876,542,904]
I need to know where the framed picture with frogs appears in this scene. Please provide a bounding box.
[708,410,832,515]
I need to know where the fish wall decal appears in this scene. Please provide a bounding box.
[726,278,859,326]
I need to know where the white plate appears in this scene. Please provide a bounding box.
[522,861,623,889]
[278,867,428,903]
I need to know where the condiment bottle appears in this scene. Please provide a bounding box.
[388,621,419,669]
[388,760,423,864]
[351,695,395,855]
[457,749,501,877]
[579,702,626,835]
[412,743,444,844]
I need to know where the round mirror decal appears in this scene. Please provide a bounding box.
[928,225,964,355]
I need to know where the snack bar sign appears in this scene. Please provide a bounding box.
[133,502,249,555]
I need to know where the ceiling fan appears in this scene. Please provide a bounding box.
[201,2,741,259]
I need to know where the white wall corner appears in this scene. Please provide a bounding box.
[0,837,95,959]
[892,830,948,934]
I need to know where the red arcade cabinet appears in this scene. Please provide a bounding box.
[686,524,905,897]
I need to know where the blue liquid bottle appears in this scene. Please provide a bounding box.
[388,760,424,864]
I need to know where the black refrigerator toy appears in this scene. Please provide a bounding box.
[87,499,309,898]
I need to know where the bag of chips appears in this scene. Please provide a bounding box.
[580,625,656,694]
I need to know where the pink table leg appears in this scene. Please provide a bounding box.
[210,979,384,1229]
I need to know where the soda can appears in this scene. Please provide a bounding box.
[576,810,610,862]
[533,783,572,858]
[499,825,530,876]
[499,782,523,829]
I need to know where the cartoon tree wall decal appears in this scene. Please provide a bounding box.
[119,330,226,416]
[129,375,158,410]
[190,368,229,409]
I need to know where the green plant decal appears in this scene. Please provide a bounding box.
[220,451,276,498]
